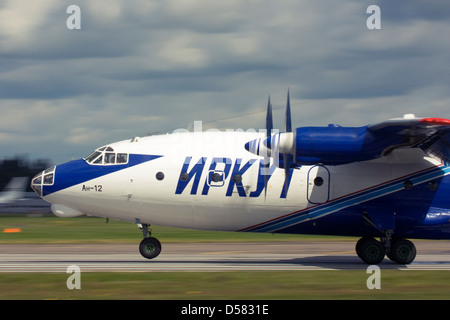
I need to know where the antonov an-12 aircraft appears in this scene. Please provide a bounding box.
[31,92,450,264]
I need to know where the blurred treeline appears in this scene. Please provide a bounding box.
[0,156,52,191]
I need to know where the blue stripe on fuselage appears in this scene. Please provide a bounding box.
[242,163,450,233]
[42,154,161,196]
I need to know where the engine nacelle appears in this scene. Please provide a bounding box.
[294,126,371,165]
[245,124,403,166]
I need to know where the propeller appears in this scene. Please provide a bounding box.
[282,89,293,197]
[263,96,273,197]
[285,89,292,133]
[244,91,296,198]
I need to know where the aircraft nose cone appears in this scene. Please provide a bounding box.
[31,166,56,198]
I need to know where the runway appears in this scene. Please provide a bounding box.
[1,240,450,272]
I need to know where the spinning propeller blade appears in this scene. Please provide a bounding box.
[285,89,292,133]
[245,91,296,199]
[283,89,293,197]
[264,96,273,198]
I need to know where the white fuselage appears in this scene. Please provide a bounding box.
[42,131,441,232]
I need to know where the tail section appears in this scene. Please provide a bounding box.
[0,177,28,204]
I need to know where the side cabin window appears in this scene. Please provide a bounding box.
[84,147,128,165]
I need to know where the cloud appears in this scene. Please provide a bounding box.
[0,1,57,51]
[1,1,450,164]
[66,127,106,145]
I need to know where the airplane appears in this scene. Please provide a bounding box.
[0,177,28,204]
[30,91,450,265]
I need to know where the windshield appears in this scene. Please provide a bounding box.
[85,151,101,163]
[84,147,128,165]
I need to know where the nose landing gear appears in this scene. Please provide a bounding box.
[139,236,161,259]
[137,222,161,259]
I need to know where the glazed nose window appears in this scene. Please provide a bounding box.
[31,166,56,197]
[43,166,55,185]
[31,173,42,196]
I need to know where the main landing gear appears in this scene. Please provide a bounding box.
[355,233,417,264]
[137,222,162,259]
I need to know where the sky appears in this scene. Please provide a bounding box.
[1,0,450,165]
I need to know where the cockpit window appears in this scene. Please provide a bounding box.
[117,153,128,164]
[84,147,128,165]
[93,155,103,164]
[104,153,116,164]
[43,166,55,185]
[85,151,101,163]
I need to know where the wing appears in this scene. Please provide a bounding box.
[368,116,450,162]
[246,115,450,166]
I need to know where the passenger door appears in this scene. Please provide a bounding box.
[307,165,330,204]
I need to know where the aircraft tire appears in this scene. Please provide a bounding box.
[139,237,162,259]
[355,236,373,260]
[357,237,385,265]
[388,239,416,264]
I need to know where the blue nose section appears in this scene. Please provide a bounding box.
[38,154,162,197]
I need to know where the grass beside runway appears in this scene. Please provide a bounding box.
[2,215,449,300]
[0,215,354,243]
[1,270,450,299]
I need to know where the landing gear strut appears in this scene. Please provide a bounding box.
[137,222,161,259]
[355,232,416,265]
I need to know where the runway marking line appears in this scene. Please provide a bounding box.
[324,250,355,255]
[201,251,254,255]
[202,250,356,255]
